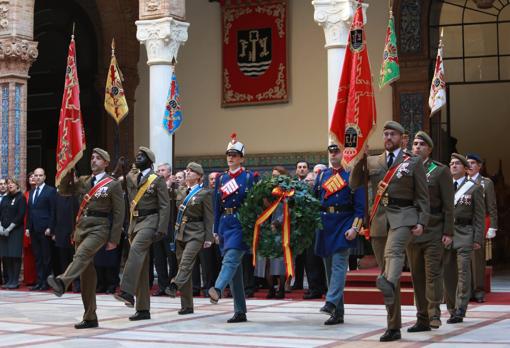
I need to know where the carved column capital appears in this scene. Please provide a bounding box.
[136,17,189,65]
[0,38,38,77]
[312,0,367,48]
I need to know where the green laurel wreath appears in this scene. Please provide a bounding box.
[238,175,322,258]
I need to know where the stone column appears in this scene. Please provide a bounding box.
[0,1,38,190]
[136,0,188,166]
[312,0,367,126]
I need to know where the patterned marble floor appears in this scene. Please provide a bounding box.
[0,290,508,348]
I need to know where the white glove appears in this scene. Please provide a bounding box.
[0,226,5,236]
[3,223,15,236]
[486,228,497,239]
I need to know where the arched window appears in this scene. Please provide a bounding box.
[431,0,510,83]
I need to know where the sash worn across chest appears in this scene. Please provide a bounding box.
[176,185,203,227]
[369,155,410,223]
[130,173,158,219]
[322,173,347,199]
[76,177,114,222]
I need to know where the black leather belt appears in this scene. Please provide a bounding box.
[132,209,158,217]
[430,206,442,214]
[387,198,414,207]
[320,205,354,213]
[223,207,238,215]
[454,217,472,226]
[84,210,109,218]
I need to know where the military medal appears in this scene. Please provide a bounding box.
[382,193,389,206]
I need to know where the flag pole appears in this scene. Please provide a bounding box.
[362,152,370,236]
[171,61,176,172]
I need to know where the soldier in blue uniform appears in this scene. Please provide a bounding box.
[208,134,258,323]
[314,144,365,325]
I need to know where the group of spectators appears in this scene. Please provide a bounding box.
[0,161,362,298]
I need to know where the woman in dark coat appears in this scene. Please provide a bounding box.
[0,177,27,289]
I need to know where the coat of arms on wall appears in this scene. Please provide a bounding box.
[221,0,288,107]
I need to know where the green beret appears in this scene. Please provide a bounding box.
[93,148,110,162]
[415,131,434,148]
[139,146,155,163]
[383,120,405,134]
[186,161,204,176]
[451,153,469,168]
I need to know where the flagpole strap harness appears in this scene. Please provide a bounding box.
[76,177,114,223]
[368,155,411,226]
[130,174,158,223]
[175,185,203,231]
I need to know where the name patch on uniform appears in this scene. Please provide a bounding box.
[220,178,240,199]
[322,173,347,199]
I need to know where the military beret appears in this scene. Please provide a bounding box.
[414,131,434,148]
[383,121,405,134]
[451,153,469,168]
[466,153,482,163]
[186,161,204,176]
[328,144,340,152]
[93,148,110,162]
[139,146,155,163]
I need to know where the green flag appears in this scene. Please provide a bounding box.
[379,12,400,89]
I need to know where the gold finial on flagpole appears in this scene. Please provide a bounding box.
[71,22,76,39]
[111,38,115,56]
[439,27,444,47]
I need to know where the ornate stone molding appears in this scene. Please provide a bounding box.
[0,38,38,62]
[145,0,161,12]
[136,17,189,65]
[0,2,8,30]
[312,0,367,48]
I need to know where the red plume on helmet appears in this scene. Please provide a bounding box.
[226,132,245,156]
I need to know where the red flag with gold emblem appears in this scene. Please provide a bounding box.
[329,2,376,171]
[55,36,86,186]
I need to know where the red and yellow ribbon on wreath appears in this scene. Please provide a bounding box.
[252,187,295,279]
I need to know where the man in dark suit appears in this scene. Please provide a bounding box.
[26,168,57,290]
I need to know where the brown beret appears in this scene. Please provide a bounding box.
[451,153,469,168]
[139,146,155,163]
[383,121,405,134]
[186,162,204,176]
[93,148,110,162]
[415,131,434,148]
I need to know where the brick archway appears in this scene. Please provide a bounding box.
[76,0,140,164]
